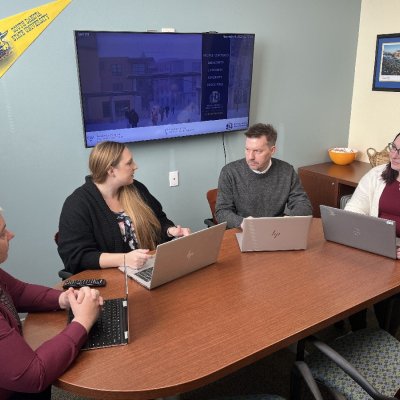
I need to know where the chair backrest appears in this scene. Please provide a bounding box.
[206,188,218,225]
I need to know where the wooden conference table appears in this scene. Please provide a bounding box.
[23,219,400,400]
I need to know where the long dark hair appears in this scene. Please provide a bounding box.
[381,132,400,184]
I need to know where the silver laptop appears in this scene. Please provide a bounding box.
[121,222,227,290]
[236,215,313,252]
[320,205,399,259]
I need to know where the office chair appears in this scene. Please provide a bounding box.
[58,269,72,280]
[209,361,324,400]
[339,194,352,209]
[54,231,73,280]
[204,188,218,227]
[294,329,400,400]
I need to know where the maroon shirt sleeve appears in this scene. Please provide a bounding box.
[1,268,61,313]
[0,269,88,397]
[0,317,87,395]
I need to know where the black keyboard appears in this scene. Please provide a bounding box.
[69,297,128,350]
[135,267,154,282]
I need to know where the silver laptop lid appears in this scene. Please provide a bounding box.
[237,215,312,252]
[124,222,226,289]
[320,205,397,259]
[148,222,226,289]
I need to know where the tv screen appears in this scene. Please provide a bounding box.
[74,31,255,147]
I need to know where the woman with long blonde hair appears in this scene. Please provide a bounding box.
[58,141,190,274]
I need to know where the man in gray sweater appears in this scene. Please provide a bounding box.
[215,123,312,229]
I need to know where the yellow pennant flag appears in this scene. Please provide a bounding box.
[0,0,71,78]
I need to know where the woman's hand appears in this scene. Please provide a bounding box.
[167,225,191,238]
[69,286,103,333]
[125,248,151,268]
[100,250,151,269]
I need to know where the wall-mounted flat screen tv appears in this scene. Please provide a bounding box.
[74,31,255,147]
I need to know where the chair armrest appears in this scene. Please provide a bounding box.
[204,218,216,227]
[58,269,73,280]
[293,361,324,400]
[308,336,397,400]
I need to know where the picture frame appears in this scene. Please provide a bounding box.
[372,33,400,91]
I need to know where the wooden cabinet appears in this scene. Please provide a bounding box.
[298,161,371,217]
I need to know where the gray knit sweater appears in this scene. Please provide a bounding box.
[215,158,312,228]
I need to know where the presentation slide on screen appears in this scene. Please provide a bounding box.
[75,31,254,147]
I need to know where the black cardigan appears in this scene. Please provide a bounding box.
[58,176,175,274]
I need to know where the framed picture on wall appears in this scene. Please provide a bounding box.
[372,33,400,91]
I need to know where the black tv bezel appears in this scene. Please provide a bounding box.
[73,30,255,148]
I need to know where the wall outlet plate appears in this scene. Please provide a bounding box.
[169,171,179,187]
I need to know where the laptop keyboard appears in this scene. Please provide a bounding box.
[135,267,154,282]
[69,297,128,350]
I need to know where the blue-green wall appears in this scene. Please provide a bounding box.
[0,0,361,286]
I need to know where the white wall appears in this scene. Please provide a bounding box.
[349,0,400,161]
[0,0,361,286]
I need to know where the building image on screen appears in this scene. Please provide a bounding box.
[74,31,255,147]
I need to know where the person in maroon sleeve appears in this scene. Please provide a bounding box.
[0,207,103,400]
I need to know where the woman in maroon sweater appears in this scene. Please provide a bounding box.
[0,208,103,400]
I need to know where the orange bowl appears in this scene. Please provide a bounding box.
[328,148,357,165]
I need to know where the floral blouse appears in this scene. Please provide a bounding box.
[115,212,138,250]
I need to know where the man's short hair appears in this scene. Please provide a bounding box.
[245,123,277,146]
